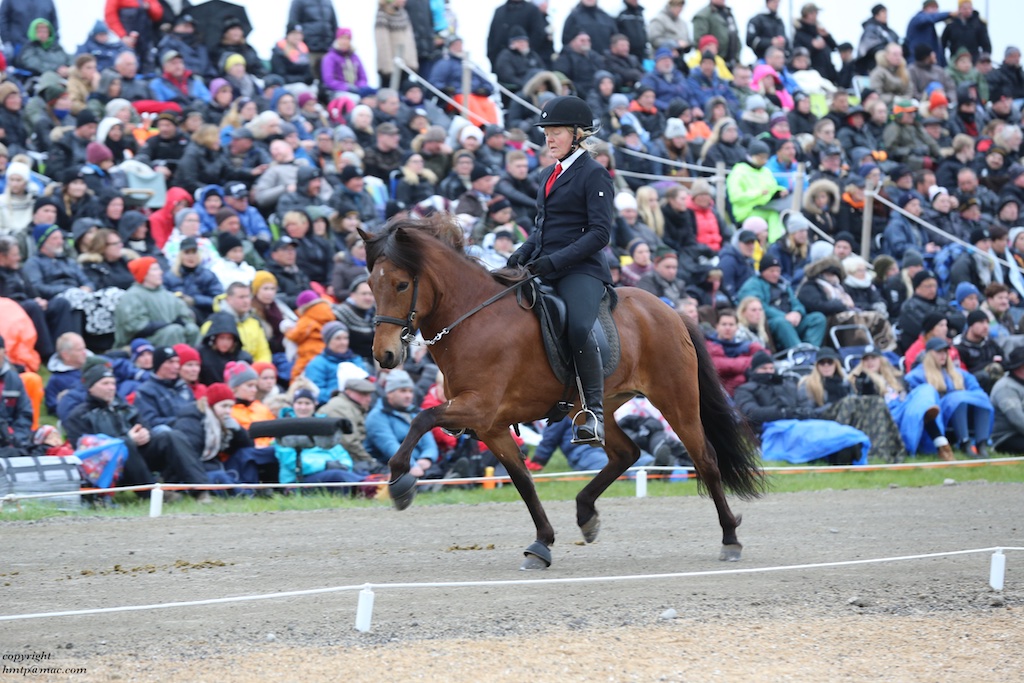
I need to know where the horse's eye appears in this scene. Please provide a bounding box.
[397,282,410,293]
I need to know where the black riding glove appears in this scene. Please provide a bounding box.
[529,256,555,278]
[506,249,529,269]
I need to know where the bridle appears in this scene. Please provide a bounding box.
[373,275,422,347]
[374,275,530,349]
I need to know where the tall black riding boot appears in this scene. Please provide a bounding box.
[572,332,605,445]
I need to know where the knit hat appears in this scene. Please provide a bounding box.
[224,53,246,71]
[896,191,918,209]
[205,382,235,406]
[75,109,98,127]
[929,89,949,111]
[252,361,276,378]
[697,34,718,52]
[690,179,713,197]
[128,256,158,283]
[970,227,992,244]
[215,207,238,226]
[251,270,277,294]
[911,269,936,289]
[962,309,988,329]
[224,360,258,388]
[152,345,178,371]
[614,191,638,211]
[217,231,243,257]
[742,216,769,235]
[745,95,768,112]
[130,339,154,361]
[85,142,113,165]
[33,425,59,446]
[297,92,315,108]
[664,117,686,138]
[784,212,811,234]
[748,140,771,157]
[81,357,115,389]
[173,343,200,365]
[654,46,674,61]
[653,246,678,263]
[322,321,349,345]
[295,290,319,309]
[339,165,362,184]
[609,93,629,110]
[902,250,924,268]
[760,255,782,272]
[293,387,318,404]
[749,350,774,372]
[385,369,414,393]
[32,223,60,249]
[334,125,356,142]
[834,231,856,246]
[459,125,484,143]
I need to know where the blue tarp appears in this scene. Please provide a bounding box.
[761,419,870,466]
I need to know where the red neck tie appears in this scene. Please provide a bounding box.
[544,162,562,198]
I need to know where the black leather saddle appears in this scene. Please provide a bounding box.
[520,279,621,387]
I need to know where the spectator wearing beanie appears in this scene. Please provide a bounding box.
[956,308,1004,392]
[47,109,98,173]
[114,255,201,348]
[210,230,256,289]
[248,270,294,377]
[118,210,169,271]
[366,369,439,477]
[897,269,966,354]
[163,235,224,323]
[225,360,277,450]
[134,345,206,448]
[908,43,956,103]
[64,356,211,502]
[303,320,367,399]
[285,290,337,379]
[263,237,310,309]
[174,342,206,399]
[81,142,118,196]
[252,360,280,406]
[212,206,265,270]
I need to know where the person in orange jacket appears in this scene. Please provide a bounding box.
[284,289,337,378]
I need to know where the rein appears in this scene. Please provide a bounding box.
[374,276,530,347]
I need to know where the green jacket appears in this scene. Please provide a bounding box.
[882,121,942,170]
[692,3,741,64]
[735,273,807,323]
[725,161,784,240]
[114,283,198,348]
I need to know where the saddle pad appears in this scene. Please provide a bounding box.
[532,283,620,387]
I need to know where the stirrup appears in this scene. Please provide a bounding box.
[571,408,604,445]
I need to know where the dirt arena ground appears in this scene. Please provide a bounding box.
[1,482,1022,682]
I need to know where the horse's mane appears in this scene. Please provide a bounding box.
[362,213,532,286]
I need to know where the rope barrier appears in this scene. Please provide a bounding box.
[2,458,1019,511]
[0,546,1016,624]
[869,191,1015,270]
[393,58,492,127]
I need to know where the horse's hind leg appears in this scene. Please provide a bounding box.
[479,428,556,570]
[575,410,640,544]
[667,414,743,560]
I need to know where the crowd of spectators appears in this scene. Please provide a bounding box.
[0,0,1022,495]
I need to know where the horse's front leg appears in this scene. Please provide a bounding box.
[479,428,556,571]
[387,406,443,510]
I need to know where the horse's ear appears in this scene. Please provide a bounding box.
[357,227,372,241]
[394,226,413,244]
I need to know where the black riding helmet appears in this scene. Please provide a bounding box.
[535,96,598,161]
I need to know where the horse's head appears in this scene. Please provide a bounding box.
[360,222,437,369]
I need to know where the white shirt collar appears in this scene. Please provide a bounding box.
[556,146,587,171]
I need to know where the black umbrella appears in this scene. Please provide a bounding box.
[187,0,253,51]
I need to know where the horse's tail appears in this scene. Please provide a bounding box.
[682,315,766,500]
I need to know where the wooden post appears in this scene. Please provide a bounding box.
[791,167,805,213]
[461,52,472,118]
[716,161,728,225]
[390,46,404,91]
[862,181,875,260]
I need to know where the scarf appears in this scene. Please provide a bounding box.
[375,6,411,33]
[275,39,309,64]
[844,273,873,290]
[973,250,994,288]
[843,192,865,210]
[629,99,657,115]
[162,69,195,96]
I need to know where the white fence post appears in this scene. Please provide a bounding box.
[990,549,1006,591]
[149,483,163,518]
[355,584,376,632]
[635,469,648,498]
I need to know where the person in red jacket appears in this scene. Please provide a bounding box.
[687,179,727,253]
[706,309,765,396]
[104,0,163,71]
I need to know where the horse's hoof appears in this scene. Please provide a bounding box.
[388,473,418,511]
[579,512,601,544]
[521,541,552,570]
[719,544,743,562]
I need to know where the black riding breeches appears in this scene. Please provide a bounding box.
[554,273,604,353]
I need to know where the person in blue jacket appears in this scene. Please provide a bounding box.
[905,336,994,457]
[302,321,367,399]
[905,1,952,68]
[507,96,613,445]
[365,369,439,478]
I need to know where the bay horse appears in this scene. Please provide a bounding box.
[360,216,764,570]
